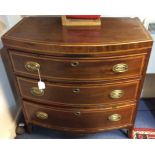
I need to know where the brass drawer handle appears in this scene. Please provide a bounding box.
[73,88,80,93]
[36,111,48,120]
[70,61,79,67]
[31,87,44,96]
[113,63,128,73]
[108,114,121,122]
[25,61,40,72]
[74,111,81,116]
[110,90,124,99]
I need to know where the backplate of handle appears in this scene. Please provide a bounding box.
[31,87,44,96]
[25,61,40,72]
[110,90,124,99]
[108,114,121,122]
[36,111,48,120]
[113,63,128,73]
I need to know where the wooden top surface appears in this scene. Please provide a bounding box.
[2,17,153,55]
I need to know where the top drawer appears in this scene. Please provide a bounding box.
[10,51,146,82]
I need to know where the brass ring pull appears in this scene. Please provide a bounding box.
[72,88,80,93]
[70,61,79,67]
[25,61,40,72]
[108,114,121,122]
[74,111,81,116]
[113,63,128,73]
[110,90,124,99]
[31,87,44,96]
[36,111,48,120]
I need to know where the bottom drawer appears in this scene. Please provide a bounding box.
[23,101,135,133]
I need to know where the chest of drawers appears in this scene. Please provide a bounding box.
[1,17,153,137]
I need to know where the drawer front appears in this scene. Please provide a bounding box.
[10,51,146,81]
[17,77,139,106]
[23,101,135,132]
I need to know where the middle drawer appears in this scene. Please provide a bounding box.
[17,77,139,106]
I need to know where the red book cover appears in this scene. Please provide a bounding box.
[66,15,100,19]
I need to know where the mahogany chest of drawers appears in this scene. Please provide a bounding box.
[1,17,153,137]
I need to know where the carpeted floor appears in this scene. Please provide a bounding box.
[16,98,155,139]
